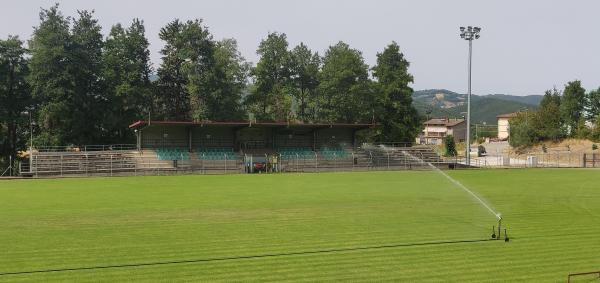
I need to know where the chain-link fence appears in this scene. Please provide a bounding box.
[12,144,600,178]
[450,151,600,168]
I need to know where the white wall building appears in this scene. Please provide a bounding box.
[496,112,518,140]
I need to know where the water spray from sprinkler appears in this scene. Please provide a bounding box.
[400,150,508,242]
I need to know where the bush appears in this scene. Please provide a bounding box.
[593,144,598,151]
[444,135,457,157]
[509,113,536,148]
[477,145,486,157]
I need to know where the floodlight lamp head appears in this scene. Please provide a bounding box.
[460,26,465,32]
[475,34,480,39]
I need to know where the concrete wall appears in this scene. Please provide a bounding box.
[140,125,357,150]
[315,128,354,148]
[192,127,235,148]
[237,127,271,149]
[141,125,188,148]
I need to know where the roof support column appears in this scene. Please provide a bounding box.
[188,127,192,152]
[137,129,141,150]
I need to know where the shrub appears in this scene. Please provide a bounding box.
[477,145,486,157]
[593,144,598,151]
[444,135,457,157]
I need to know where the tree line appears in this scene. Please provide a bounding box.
[0,4,421,168]
[509,80,600,148]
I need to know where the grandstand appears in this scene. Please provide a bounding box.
[19,120,446,177]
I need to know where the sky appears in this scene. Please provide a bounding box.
[1,0,599,96]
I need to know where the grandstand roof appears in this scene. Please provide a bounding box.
[128,120,377,129]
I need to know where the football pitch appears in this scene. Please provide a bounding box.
[1,169,600,282]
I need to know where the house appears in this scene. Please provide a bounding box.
[416,118,467,145]
[496,112,518,140]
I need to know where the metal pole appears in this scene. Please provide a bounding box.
[466,39,472,166]
[30,111,33,150]
[29,111,33,173]
[387,151,390,170]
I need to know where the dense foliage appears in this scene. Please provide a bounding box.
[0,4,424,170]
[509,82,600,148]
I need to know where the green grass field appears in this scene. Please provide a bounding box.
[1,169,600,282]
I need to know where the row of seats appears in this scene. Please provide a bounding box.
[278,147,315,159]
[156,148,190,161]
[197,147,236,160]
[155,148,235,160]
[155,147,348,161]
[320,147,349,160]
[199,147,234,153]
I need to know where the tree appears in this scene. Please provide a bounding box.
[246,32,293,121]
[209,38,250,121]
[586,87,600,121]
[290,43,320,121]
[444,135,457,157]
[102,19,153,141]
[533,88,564,140]
[372,42,420,142]
[155,20,193,120]
[178,20,217,121]
[508,111,536,148]
[28,4,72,145]
[0,36,30,168]
[318,41,373,123]
[68,10,105,144]
[156,20,249,122]
[590,114,600,142]
[28,6,106,146]
[560,80,586,135]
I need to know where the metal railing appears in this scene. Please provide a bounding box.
[458,150,594,168]
[33,144,136,152]
[18,144,600,178]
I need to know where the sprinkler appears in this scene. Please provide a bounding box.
[504,229,510,242]
[491,226,496,239]
[497,217,502,241]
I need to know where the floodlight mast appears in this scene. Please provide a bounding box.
[459,26,481,166]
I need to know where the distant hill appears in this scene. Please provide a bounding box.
[413,89,540,125]
[484,94,543,106]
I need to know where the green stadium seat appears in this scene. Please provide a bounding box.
[197,147,235,160]
[155,148,189,161]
